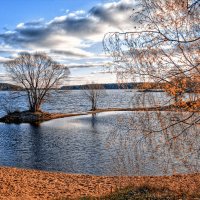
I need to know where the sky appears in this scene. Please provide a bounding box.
[0,0,137,85]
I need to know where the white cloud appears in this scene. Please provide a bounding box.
[16,23,25,29]
[0,56,12,63]
[0,0,138,84]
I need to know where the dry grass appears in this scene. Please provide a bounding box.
[1,104,199,124]
[0,110,88,123]
[77,185,200,200]
[0,167,200,200]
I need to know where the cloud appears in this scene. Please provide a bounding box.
[68,75,87,81]
[90,70,112,75]
[0,56,12,64]
[0,72,12,83]
[0,0,136,51]
[89,0,134,25]
[0,0,137,84]
[50,49,92,58]
[67,62,108,69]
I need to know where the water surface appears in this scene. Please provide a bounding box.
[0,90,199,176]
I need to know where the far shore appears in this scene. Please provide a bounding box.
[0,166,199,199]
[0,104,199,124]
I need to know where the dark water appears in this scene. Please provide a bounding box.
[0,90,199,175]
[0,90,169,117]
[0,111,199,176]
[0,112,120,175]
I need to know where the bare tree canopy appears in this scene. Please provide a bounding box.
[83,83,106,111]
[4,52,70,112]
[104,0,199,106]
[103,0,199,136]
[104,0,199,86]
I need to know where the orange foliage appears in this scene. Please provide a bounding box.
[164,76,188,103]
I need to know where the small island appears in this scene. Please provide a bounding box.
[0,110,88,123]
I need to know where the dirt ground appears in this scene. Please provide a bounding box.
[0,167,200,199]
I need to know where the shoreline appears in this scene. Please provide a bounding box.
[0,166,199,199]
[0,105,199,124]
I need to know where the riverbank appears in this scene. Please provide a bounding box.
[1,103,199,124]
[0,167,199,199]
[0,110,88,123]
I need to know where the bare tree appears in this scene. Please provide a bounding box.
[103,0,200,174]
[83,83,106,111]
[104,1,199,92]
[4,52,70,112]
[104,0,200,125]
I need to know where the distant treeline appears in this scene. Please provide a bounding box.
[60,82,165,90]
[0,82,164,91]
[61,81,200,92]
[0,83,22,91]
[0,82,199,92]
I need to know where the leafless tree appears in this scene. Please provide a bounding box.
[4,52,70,112]
[104,0,200,130]
[83,83,106,111]
[103,0,200,174]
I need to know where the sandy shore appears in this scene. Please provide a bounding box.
[0,167,200,199]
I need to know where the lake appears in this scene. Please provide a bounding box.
[0,90,170,117]
[0,90,199,176]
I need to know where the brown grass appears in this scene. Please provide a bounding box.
[0,111,88,124]
[0,104,199,124]
[0,167,200,200]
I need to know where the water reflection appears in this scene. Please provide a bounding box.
[0,112,199,176]
[0,113,115,175]
[108,111,200,176]
[91,114,97,129]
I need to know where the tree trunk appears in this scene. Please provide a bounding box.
[29,103,41,113]
[92,99,96,111]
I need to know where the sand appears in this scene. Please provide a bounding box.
[0,166,200,199]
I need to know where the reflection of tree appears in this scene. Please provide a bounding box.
[108,112,200,176]
[91,113,97,129]
[28,125,43,169]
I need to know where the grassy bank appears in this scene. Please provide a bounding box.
[0,110,88,123]
[0,167,200,199]
[1,104,199,124]
[77,186,200,200]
